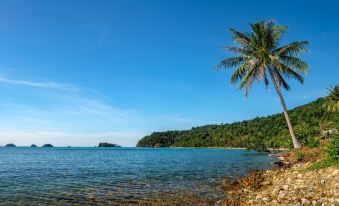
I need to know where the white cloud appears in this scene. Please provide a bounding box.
[0,75,78,91]
[0,74,197,146]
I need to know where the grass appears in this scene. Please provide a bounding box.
[289,145,327,164]
[308,159,339,170]
[293,136,339,170]
[286,139,339,170]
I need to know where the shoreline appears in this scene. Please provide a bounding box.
[215,152,339,206]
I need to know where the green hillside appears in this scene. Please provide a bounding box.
[137,97,339,149]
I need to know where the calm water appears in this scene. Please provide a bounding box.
[0,147,277,205]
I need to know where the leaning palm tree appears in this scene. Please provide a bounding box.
[324,85,339,112]
[218,20,308,149]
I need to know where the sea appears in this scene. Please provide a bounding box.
[0,147,277,205]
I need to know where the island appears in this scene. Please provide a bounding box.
[98,142,121,147]
[5,143,16,147]
[30,144,37,147]
[42,144,54,147]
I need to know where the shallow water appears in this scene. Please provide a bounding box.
[0,147,277,205]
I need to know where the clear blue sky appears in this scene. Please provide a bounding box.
[0,0,338,146]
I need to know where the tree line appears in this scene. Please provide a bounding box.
[137,97,338,150]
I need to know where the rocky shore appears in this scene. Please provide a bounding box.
[216,157,339,206]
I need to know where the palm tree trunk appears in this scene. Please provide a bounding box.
[268,68,302,149]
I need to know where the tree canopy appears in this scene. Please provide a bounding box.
[137,97,339,150]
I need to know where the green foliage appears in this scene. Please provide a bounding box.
[296,152,305,161]
[308,135,339,170]
[217,20,308,97]
[137,97,338,149]
[308,158,339,170]
[327,135,339,161]
[305,137,320,148]
[295,123,320,147]
[324,85,339,112]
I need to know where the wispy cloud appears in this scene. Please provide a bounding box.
[0,75,78,91]
[0,74,197,146]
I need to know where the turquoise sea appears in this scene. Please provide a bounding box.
[0,147,277,205]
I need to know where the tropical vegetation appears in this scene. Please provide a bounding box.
[137,97,339,150]
[324,85,339,112]
[217,20,308,148]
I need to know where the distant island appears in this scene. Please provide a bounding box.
[30,144,37,147]
[42,144,53,147]
[98,142,121,147]
[5,143,16,147]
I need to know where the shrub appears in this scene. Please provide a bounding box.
[308,158,337,170]
[296,152,305,162]
[327,135,339,161]
[308,135,339,170]
[306,137,320,148]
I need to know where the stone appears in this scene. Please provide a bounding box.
[301,198,311,205]
[271,187,281,196]
[282,185,289,190]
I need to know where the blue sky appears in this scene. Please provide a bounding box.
[0,0,338,146]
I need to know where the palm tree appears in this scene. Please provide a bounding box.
[324,85,339,112]
[218,20,308,149]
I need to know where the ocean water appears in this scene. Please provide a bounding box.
[0,147,277,205]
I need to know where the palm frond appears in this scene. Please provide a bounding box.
[273,60,304,84]
[274,41,308,56]
[223,46,253,56]
[263,71,270,90]
[229,28,251,46]
[279,55,308,73]
[238,65,257,96]
[219,20,308,98]
[273,68,291,90]
[230,63,248,84]
[217,56,246,69]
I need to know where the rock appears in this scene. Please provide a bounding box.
[216,160,339,206]
[271,187,281,196]
[87,194,96,200]
[278,191,285,199]
[262,196,271,201]
[261,180,271,186]
[315,200,322,206]
[42,144,53,147]
[4,143,16,147]
[301,198,311,205]
[282,185,289,190]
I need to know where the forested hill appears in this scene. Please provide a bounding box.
[137,97,339,149]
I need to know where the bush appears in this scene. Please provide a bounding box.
[308,158,337,170]
[296,152,305,161]
[306,137,320,148]
[308,135,339,170]
[327,135,339,161]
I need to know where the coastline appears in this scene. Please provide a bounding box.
[159,146,290,152]
[133,150,338,206]
[215,152,339,206]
